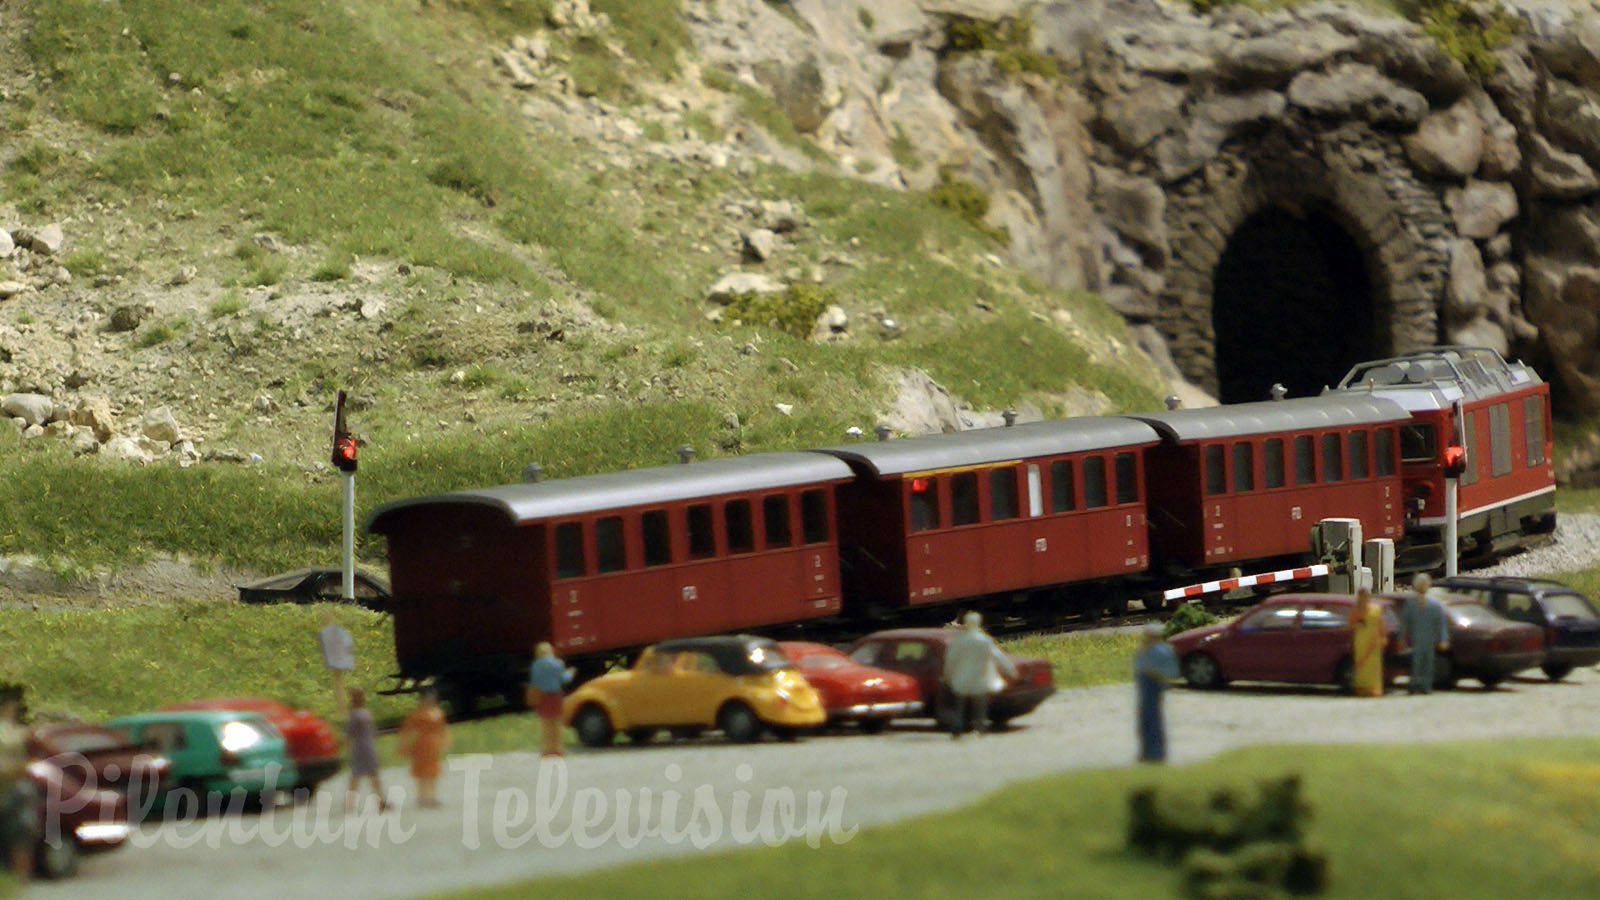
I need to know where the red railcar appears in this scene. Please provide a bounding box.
[817,418,1160,615]
[1333,347,1555,568]
[365,452,854,695]
[1129,395,1408,572]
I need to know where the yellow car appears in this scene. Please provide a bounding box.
[564,635,825,745]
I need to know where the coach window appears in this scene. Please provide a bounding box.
[801,490,829,544]
[1231,442,1254,493]
[909,477,940,532]
[1321,434,1343,481]
[1115,453,1138,504]
[990,468,1019,521]
[596,516,626,573]
[763,495,792,547]
[1524,397,1545,467]
[1084,456,1108,508]
[1461,410,1480,486]
[1294,435,1315,485]
[1400,423,1437,462]
[554,522,585,579]
[1026,465,1044,517]
[686,504,716,560]
[642,510,672,566]
[1348,431,1369,479]
[1204,445,1226,496]
[1490,403,1512,477]
[1376,428,1396,477]
[951,472,980,525]
[1050,460,1075,512]
[1264,439,1285,489]
[725,500,754,554]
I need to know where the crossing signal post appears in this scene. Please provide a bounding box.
[332,390,357,602]
[1444,401,1466,577]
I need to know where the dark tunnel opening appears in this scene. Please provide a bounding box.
[1211,207,1379,404]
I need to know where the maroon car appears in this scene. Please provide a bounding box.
[778,641,922,732]
[1168,594,1404,692]
[22,757,131,879]
[1380,593,1547,689]
[845,628,1056,729]
[28,723,170,808]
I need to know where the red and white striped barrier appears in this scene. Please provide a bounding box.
[1161,564,1330,603]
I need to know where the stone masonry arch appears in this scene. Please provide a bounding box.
[1158,122,1447,401]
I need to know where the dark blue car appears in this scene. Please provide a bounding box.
[1434,576,1600,680]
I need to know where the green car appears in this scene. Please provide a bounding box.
[107,710,298,813]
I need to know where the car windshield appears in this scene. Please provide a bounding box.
[1544,592,1600,620]
[795,653,847,670]
[742,643,794,673]
[1445,601,1502,627]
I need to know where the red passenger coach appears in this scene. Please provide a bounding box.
[365,452,854,696]
[1333,347,1555,567]
[818,418,1160,616]
[1129,396,1408,572]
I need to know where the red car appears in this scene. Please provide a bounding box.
[27,723,170,809]
[777,641,922,732]
[844,628,1056,729]
[159,698,341,793]
[1378,593,1547,689]
[22,757,131,879]
[1168,594,1405,692]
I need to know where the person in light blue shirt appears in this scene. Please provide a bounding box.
[1404,574,1451,694]
[1134,624,1180,763]
[528,642,575,757]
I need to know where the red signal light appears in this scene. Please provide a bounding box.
[910,477,931,492]
[1442,445,1466,479]
[333,434,358,473]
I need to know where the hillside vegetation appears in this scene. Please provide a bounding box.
[0,0,1162,583]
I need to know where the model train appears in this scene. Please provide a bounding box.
[366,347,1554,703]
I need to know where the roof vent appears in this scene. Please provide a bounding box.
[676,445,695,464]
[521,463,543,483]
[875,424,892,442]
[1270,383,1287,401]
[1002,409,1017,427]
[1164,395,1181,411]
[845,426,864,439]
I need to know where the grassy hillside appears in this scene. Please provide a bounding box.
[0,0,1163,581]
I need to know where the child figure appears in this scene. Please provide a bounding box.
[396,688,450,808]
[343,688,388,813]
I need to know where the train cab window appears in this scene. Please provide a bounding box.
[909,477,941,532]
[725,500,754,554]
[990,468,1019,520]
[763,495,792,548]
[1115,453,1138,504]
[801,490,829,544]
[1524,397,1545,466]
[1231,443,1254,492]
[1348,431,1369,479]
[1084,456,1108,508]
[1490,403,1512,476]
[1050,460,1075,512]
[596,516,626,573]
[554,522,585,579]
[1294,435,1315,485]
[686,504,716,560]
[642,510,672,566]
[1321,434,1343,481]
[1376,429,1396,477]
[1400,424,1437,462]
[1264,439,1285,489]
[951,472,980,525]
[1204,445,1226,496]
[1461,411,1480,486]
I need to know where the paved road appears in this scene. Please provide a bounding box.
[33,666,1600,900]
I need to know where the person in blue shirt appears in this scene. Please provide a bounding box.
[528,642,575,758]
[1134,624,1180,763]
[1404,574,1451,694]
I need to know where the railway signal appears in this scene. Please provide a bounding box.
[332,389,357,603]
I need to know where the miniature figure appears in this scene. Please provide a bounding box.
[343,688,388,813]
[1133,624,1179,762]
[396,688,450,808]
[941,611,1016,738]
[1404,574,1450,694]
[0,697,36,879]
[319,609,356,717]
[526,642,574,758]
[1348,587,1386,698]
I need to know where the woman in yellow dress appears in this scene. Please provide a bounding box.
[1349,588,1386,697]
[397,688,451,808]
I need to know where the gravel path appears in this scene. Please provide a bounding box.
[1463,512,1600,578]
[34,668,1600,900]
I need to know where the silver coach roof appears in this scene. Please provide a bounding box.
[816,417,1159,477]
[366,451,853,531]
[1128,395,1410,443]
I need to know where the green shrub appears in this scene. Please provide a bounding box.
[8,142,61,176]
[943,14,1058,77]
[858,7,875,30]
[209,288,246,318]
[722,283,832,338]
[134,315,189,348]
[1403,0,1523,78]
[1164,601,1219,637]
[930,166,1006,242]
[310,250,352,282]
[62,248,106,278]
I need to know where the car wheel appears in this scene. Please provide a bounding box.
[35,837,80,880]
[858,718,890,735]
[718,702,763,743]
[1181,653,1224,689]
[573,704,615,748]
[1479,673,1503,690]
[625,727,657,745]
[1334,657,1354,695]
[1542,662,1574,681]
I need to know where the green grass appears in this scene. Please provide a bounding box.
[1002,631,1141,687]
[434,738,1600,900]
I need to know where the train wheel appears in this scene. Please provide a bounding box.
[1181,653,1224,689]
[718,702,763,743]
[573,704,615,747]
